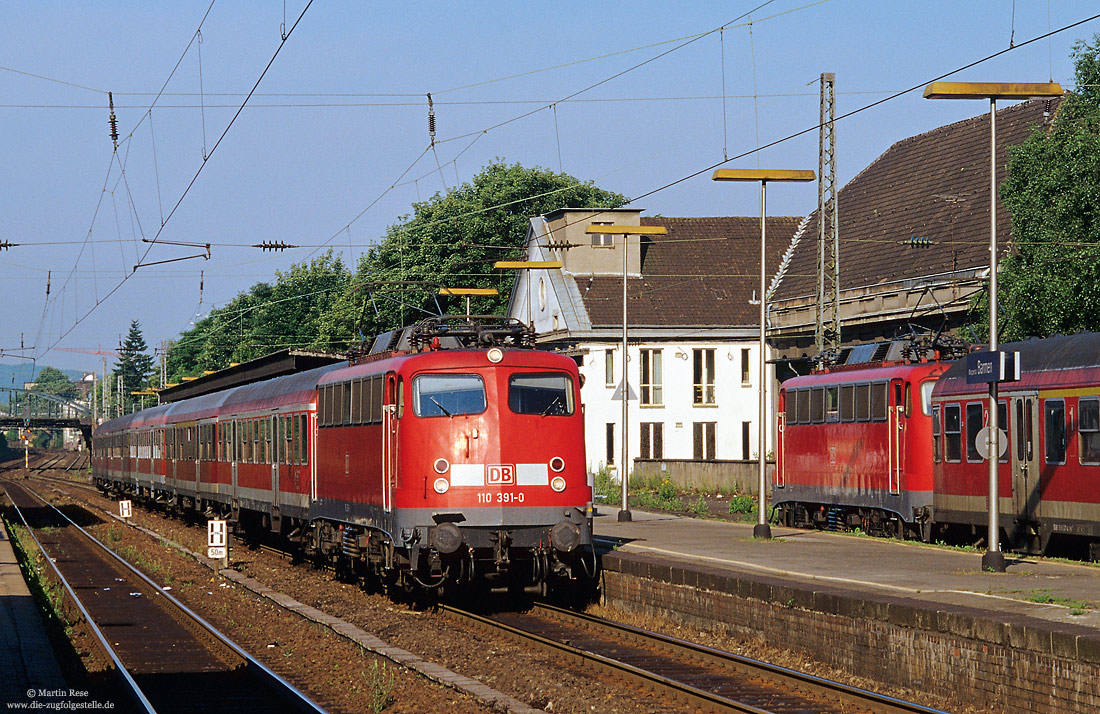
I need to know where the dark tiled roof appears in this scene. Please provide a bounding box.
[575,216,802,327]
[772,97,1062,301]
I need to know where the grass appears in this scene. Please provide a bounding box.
[2,518,74,637]
[1020,590,1089,615]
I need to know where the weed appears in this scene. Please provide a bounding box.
[365,659,395,712]
[687,495,708,515]
[657,479,677,502]
[728,495,755,514]
[591,465,619,500]
[1022,591,1089,612]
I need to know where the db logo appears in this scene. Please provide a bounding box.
[486,464,515,485]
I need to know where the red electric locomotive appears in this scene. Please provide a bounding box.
[93,317,595,594]
[774,340,951,539]
[931,332,1100,558]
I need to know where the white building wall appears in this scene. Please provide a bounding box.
[578,339,776,475]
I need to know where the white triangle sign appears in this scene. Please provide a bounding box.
[611,379,637,401]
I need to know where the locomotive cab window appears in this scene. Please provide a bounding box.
[413,374,486,417]
[1044,399,1066,465]
[1080,398,1100,465]
[508,373,574,416]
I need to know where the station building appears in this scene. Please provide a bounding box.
[504,207,802,485]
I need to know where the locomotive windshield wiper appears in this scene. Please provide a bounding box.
[541,397,561,416]
[429,396,453,417]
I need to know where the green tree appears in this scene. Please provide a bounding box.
[33,365,79,399]
[113,320,155,413]
[319,160,627,342]
[168,162,625,378]
[996,34,1100,340]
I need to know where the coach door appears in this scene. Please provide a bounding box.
[888,380,904,494]
[1011,394,1041,527]
[382,374,399,512]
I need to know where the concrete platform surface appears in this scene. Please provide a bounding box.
[0,518,67,702]
[594,510,1100,631]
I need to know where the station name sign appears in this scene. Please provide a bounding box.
[965,350,1021,384]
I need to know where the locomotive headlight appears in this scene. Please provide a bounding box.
[550,476,567,493]
[433,477,450,494]
[434,458,450,474]
[549,456,565,473]
[487,347,503,363]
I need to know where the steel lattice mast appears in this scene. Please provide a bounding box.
[816,72,840,353]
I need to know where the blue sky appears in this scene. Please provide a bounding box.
[3,1,1098,378]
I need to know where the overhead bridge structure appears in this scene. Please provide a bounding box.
[0,387,93,446]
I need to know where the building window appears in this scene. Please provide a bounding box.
[590,221,613,247]
[742,421,751,460]
[693,422,716,460]
[605,423,615,465]
[640,422,663,459]
[605,349,615,387]
[693,349,716,405]
[640,349,663,405]
[741,348,751,386]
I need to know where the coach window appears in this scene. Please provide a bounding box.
[509,373,574,416]
[825,386,839,423]
[1045,400,1066,464]
[1080,399,1100,464]
[998,403,1009,464]
[965,403,984,462]
[855,384,871,422]
[298,414,308,464]
[932,405,942,462]
[808,387,824,423]
[840,384,855,422]
[871,382,888,422]
[944,404,962,462]
[413,374,484,417]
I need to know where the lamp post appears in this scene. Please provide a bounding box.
[493,260,563,328]
[584,223,668,522]
[923,81,1062,572]
[438,287,499,316]
[712,169,815,539]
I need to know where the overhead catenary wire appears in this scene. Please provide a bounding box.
[37,0,315,360]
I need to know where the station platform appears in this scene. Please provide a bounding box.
[593,510,1100,714]
[593,509,1100,631]
[0,518,67,702]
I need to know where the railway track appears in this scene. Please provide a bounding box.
[445,601,948,714]
[0,478,329,714]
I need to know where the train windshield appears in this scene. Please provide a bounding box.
[508,373,574,416]
[412,374,486,417]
